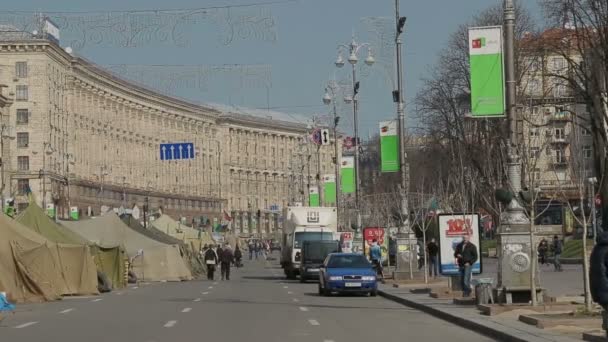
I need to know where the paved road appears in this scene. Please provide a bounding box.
[1,255,494,341]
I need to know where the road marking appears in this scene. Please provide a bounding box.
[299,307,309,312]
[181,308,192,313]
[324,340,335,342]
[115,292,124,295]
[292,298,300,302]
[164,320,177,328]
[287,291,293,295]
[132,286,139,289]
[59,308,74,314]
[213,282,218,285]
[14,322,38,329]
[208,286,214,289]
[308,319,320,326]
[193,298,201,302]
[91,298,103,302]
[283,286,288,289]
[202,292,209,295]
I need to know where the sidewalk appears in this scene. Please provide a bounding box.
[378,284,583,342]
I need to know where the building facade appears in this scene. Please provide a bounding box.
[0,28,336,236]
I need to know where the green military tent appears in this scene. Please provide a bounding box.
[16,203,127,290]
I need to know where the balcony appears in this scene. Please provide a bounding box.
[549,111,570,122]
[552,157,568,167]
[550,135,569,144]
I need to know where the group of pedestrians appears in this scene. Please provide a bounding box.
[202,243,243,281]
[247,240,271,260]
[537,235,563,272]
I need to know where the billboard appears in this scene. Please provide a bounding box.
[323,174,336,204]
[379,120,399,172]
[362,227,388,262]
[308,186,319,206]
[469,26,505,117]
[340,156,355,193]
[438,214,482,275]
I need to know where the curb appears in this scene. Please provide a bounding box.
[379,290,528,342]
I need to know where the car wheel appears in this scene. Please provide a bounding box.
[318,283,323,296]
[300,275,306,283]
[370,289,378,297]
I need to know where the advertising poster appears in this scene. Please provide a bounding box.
[362,227,388,261]
[340,157,355,193]
[438,214,482,275]
[379,120,399,172]
[469,26,505,117]
[309,186,320,206]
[340,232,353,253]
[323,174,336,204]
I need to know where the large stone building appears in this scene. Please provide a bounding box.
[0,26,337,236]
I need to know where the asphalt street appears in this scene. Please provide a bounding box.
[1,254,494,342]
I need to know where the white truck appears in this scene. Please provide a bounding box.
[280,206,338,279]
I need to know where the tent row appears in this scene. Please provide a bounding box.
[0,203,215,303]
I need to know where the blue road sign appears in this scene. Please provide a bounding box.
[160,142,195,160]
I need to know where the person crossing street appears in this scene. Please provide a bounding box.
[204,245,219,280]
[220,243,234,280]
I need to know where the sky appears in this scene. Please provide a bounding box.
[1,0,542,137]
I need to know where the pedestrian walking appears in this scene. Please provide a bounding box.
[234,246,243,268]
[590,231,608,338]
[220,244,234,280]
[454,234,478,297]
[538,239,549,266]
[551,235,563,272]
[369,239,384,282]
[427,238,439,278]
[248,240,255,260]
[417,240,425,270]
[203,246,219,280]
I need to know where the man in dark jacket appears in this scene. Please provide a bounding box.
[454,234,478,297]
[204,247,218,280]
[427,238,439,278]
[590,231,608,338]
[552,235,563,272]
[220,244,234,280]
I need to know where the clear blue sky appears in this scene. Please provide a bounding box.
[2,0,541,136]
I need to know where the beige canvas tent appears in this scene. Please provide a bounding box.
[0,213,98,303]
[16,203,127,289]
[151,215,215,251]
[62,213,192,282]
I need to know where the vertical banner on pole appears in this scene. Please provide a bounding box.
[340,156,355,194]
[323,174,336,204]
[309,186,320,207]
[469,26,505,117]
[379,120,399,172]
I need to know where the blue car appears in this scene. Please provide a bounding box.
[318,253,378,297]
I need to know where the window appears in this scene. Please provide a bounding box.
[555,128,565,140]
[17,156,29,171]
[553,57,565,71]
[528,57,541,72]
[17,179,29,195]
[582,128,591,136]
[528,79,540,95]
[583,145,592,159]
[15,62,28,78]
[16,132,29,148]
[532,168,541,181]
[530,147,540,159]
[555,149,566,163]
[16,109,29,124]
[15,85,28,101]
[553,83,567,98]
[529,127,539,137]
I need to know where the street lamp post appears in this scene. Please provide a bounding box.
[0,123,15,210]
[335,35,375,232]
[323,81,344,228]
[41,142,54,211]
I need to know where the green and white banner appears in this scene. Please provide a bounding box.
[341,156,355,194]
[469,26,505,117]
[309,186,320,207]
[380,120,399,172]
[323,174,336,204]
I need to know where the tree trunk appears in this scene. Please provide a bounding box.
[581,195,593,312]
[423,228,428,284]
[529,207,537,306]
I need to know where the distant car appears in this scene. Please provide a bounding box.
[270,240,281,252]
[318,253,378,297]
[299,240,340,283]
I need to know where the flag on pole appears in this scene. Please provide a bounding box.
[340,156,355,193]
[323,174,336,204]
[309,186,320,207]
[379,120,399,172]
[469,26,505,117]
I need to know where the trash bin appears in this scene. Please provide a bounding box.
[473,278,494,305]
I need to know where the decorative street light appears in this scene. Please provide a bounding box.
[334,36,375,232]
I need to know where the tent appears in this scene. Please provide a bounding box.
[16,203,127,290]
[61,213,192,282]
[151,215,215,251]
[121,214,205,278]
[0,213,98,303]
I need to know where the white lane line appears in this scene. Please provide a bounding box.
[181,308,192,313]
[213,282,218,285]
[164,320,177,328]
[324,340,335,342]
[283,286,288,289]
[91,298,103,302]
[308,319,320,326]
[115,292,124,295]
[299,306,309,312]
[14,322,38,329]
[202,292,209,295]
[287,291,293,295]
[292,298,300,302]
[59,308,74,314]
[208,286,214,289]
[193,298,201,302]
[132,286,139,289]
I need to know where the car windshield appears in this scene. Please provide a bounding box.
[294,232,334,248]
[303,242,339,263]
[326,255,371,268]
